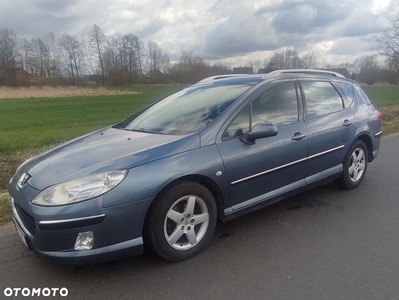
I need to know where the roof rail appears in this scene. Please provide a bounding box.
[267,69,346,78]
[196,74,251,84]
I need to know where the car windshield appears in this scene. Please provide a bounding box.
[123,84,252,135]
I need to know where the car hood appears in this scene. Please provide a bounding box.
[19,127,200,190]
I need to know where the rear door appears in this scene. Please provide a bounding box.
[299,80,355,181]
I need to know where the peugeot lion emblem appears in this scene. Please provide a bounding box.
[17,173,31,189]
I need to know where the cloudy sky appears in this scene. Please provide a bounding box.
[1,0,398,67]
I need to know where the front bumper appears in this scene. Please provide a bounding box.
[10,195,151,264]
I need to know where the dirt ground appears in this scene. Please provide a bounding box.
[0,86,140,99]
[0,221,14,235]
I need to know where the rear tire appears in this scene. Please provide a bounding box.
[145,181,217,261]
[335,140,368,190]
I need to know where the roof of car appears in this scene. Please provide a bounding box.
[196,69,348,86]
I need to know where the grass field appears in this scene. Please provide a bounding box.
[363,86,399,106]
[0,84,398,227]
[364,86,399,136]
[0,85,184,154]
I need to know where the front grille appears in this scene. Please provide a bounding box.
[14,202,36,236]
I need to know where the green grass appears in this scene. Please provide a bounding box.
[363,86,399,136]
[0,85,184,154]
[363,86,399,107]
[0,95,144,153]
[0,190,12,226]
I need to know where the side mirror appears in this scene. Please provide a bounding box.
[239,123,277,145]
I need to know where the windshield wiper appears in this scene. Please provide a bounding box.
[124,128,165,135]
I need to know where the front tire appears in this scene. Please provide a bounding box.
[145,181,217,261]
[335,140,368,189]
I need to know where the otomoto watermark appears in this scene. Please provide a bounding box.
[4,287,68,297]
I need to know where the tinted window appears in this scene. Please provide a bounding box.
[124,84,251,135]
[302,81,343,119]
[334,82,354,108]
[223,105,250,139]
[252,82,298,126]
[223,82,298,140]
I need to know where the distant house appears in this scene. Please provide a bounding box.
[324,68,351,78]
[0,67,35,83]
[258,68,276,74]
[82,75,103,85]
[233,67,253,74]
[12,68,35,82]
[144,69,165,84]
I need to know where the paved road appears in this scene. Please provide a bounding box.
[1,135,399,300]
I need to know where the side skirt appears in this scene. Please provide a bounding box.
[222,164,342,222]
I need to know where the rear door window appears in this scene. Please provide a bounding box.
[301,81,344,119]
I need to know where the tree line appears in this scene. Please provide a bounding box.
[1,16,398,86]
[0,24,231,86]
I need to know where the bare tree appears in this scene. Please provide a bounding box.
[170,50,206,83]
[0,28,20,84]
[58,33,85,86]
[88,24,106,85]
[146,40,163,73]
[45,32,60,79]
[378,14,399,59]
[104,33,129,84]
[133,36,145,76]
[105,36,117,71]
[30,37,47,80]
[83,39,96,76]
[377,14,399,84]
[266,48,303,70]
[302,52,319,69]
[21,38,32,71]
[160,52,170,73]
[354,55,381,85]
[113,33,127,71]
[23,36,57,82]
[124,34,139,83]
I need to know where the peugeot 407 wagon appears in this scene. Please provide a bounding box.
[9,69,382,263]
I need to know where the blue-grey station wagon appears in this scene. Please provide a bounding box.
[8,70,382,263]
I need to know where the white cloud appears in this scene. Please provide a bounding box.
[371,0,391,14]
[0,0,396,65]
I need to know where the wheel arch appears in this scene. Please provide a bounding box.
[354,133,373,162]
[144,175,225,231]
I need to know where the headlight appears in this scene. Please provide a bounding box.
[32,170,128,206]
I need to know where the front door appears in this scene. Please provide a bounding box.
[217,81,308,211]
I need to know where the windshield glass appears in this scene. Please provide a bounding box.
[124,84,252,134]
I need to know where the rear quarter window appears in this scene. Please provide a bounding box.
[354,85,373,105]
[333,82,354,108]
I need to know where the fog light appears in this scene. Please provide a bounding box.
[74,231,94,250]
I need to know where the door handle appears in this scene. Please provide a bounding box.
[342,119,353,127]
[291,132,306,141]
